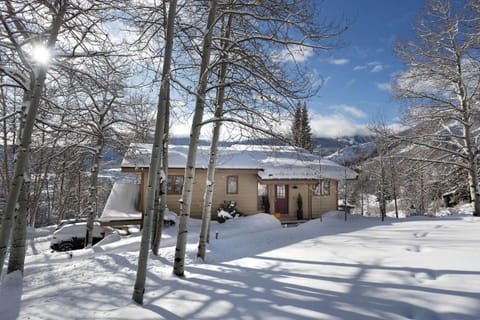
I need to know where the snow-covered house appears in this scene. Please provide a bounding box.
[101,143,357,224]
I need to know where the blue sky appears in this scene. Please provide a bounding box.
[305,0,426,138]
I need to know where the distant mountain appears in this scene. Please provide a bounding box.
[312,135,375,156]
[326,141,377,165]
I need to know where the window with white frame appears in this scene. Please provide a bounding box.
[227,176,238,194]
[167,175,183,194]
[313,180,330,196]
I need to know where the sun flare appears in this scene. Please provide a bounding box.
[31,45,50,65]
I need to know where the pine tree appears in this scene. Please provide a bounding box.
[291,103,303,147]
[301,102,313,151]
[291,101,313,151]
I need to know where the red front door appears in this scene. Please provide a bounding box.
[275,184,289,215]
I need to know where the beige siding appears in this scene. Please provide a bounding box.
[287,184,310,220]
[311,180,338,218]
[124,166,340,220]
[166,168,259,218]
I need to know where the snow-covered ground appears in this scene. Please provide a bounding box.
[1,209,479,320]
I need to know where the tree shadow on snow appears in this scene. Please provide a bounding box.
[0,272,23,319]
[141,257,480,320]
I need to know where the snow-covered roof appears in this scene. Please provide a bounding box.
[100,182,141,222]
[121,143,358,181]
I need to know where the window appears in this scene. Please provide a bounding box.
[258,183,268,210]
[313,180,330,196]
[227,176,238,194]
[167,175,183,194]
[276,184,286,199]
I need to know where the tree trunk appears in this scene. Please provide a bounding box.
[57,156,67,223]
[467,158,480,216]
[197,11,232,262]
[152,86,171,255]
[360,187,364,216]
[173,0,218,277]
[379,154,386,222]
[28,137,52,227]
[7,174,30,274]
[151,0,170,252]
[462,108,480,216]
[85,139,104,248]
[0,3,65,276]
[196,103,222,261]
[132,0,177,305]
[390,160,399,219]
[1,91,11,195]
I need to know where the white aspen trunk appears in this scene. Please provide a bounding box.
[379,153,386,222]
[85,140,103,248]
[132,0,177,305]
[56,156,67,223]
[456,49,480,217]
[1,96,11,195]
[390,159,399,219]
[29,136,51,227]
[197,118,221,261]
[152,89,170,255]
[464,130,480,216]
[0,1,66,276]
[7,172,30,274]
[197,11,232,262]
[151,172,160,247]
[173,0,218,277]
[151,1,171,251]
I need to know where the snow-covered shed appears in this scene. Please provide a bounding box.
[109,143,357,221]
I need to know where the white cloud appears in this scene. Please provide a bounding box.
[353,61,387,73]
[169,102,371,141]
[368,61,386,73]
[170,109,288,141]
[273,45,314,63]
[310,114,370,138]
[309,111,371,138]
[328,104,367,118]
[353,65,367,71]
[387,122,408,133]
[327,58,350,65]
[376,82,392,91]
[371,65,384,73]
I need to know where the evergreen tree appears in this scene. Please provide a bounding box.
[291,103,303,147]
[301,102,313,151]
[291,101,313,151]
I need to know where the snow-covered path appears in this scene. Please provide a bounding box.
[1,212,479,319]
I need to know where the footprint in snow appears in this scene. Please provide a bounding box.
[405,245,421,252]
[414,232,429,238]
